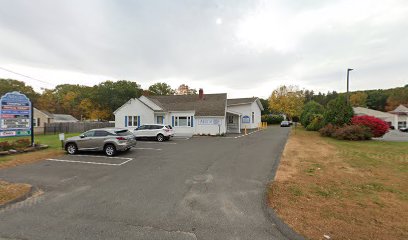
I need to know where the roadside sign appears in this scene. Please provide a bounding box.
[0,91,32,138]
[59,133,65,141]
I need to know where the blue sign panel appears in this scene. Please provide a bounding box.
[0,91,32,137]
[242,115,251,123]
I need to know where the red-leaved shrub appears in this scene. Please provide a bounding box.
[351,115,389,138]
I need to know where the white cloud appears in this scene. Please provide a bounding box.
[0,0,407,98]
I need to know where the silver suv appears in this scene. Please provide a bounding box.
[64,128,136,156]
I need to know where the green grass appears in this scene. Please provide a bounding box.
[0,133,80,149]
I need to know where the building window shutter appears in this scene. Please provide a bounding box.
[125,116,128,127]
[137,116,140,127]
[191,116,194,127]
[172,116,175,127]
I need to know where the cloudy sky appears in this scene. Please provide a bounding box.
[0,0,407,98]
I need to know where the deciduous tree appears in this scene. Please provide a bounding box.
[268,85,305,120]
[148,82,175,95]
[350,92,368,107]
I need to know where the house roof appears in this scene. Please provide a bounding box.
[227,97,258,106]
[227,97,264,111]
[390,104,408,114]
[353,107,395,118]
[145,93,227,116]
[34,108,54,118]
[52,114,79,122]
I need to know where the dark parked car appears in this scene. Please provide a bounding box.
[399,127,408,132]
[64,128,136,156]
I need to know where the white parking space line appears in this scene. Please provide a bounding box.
[46,159,123,166]
[75,155,132,160]
[138,142,177,145]
[173,137,190,140]
[234,129,264,139]
[46,155,134,166]
[133,147,162,151]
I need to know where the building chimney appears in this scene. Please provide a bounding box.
[199,88,204,100]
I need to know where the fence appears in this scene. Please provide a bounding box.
[43,122,115,134]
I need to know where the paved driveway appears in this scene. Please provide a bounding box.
[0,126,290,240]
[374,129,408,142]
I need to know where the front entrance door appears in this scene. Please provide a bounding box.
[156,116,164,124]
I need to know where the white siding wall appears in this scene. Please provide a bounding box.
[114,99,154,129]
[227,101,262,129]
[194,117,226,135]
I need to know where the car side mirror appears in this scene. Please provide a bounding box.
[80,134,86,138]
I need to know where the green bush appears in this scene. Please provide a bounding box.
[324,96,354,126]
[300,101,324,127]
[305,114,325,131]
[261,114,284,124]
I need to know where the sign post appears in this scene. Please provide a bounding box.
[0,91,33,145]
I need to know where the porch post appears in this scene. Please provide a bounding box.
[238,114,241,134]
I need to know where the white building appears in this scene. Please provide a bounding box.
[114,89,264,136]
[389,104,408,129]
[353,105,408,129]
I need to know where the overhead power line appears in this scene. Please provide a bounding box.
[0,66,54,86]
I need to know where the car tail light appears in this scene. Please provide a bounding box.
[116,137,126,141]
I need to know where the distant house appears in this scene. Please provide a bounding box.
[389,104,408,129]
[353,105,408,129]
[33,108,78,134]
[114,89,263,136]
[52,114,79,123]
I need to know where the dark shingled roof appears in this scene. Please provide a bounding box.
[227,97,257,106]
[146,94,227,116]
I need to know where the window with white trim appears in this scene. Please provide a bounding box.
[174,116,191,127]
[127,116,138,127]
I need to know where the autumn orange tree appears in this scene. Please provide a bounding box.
[268,85,305,120]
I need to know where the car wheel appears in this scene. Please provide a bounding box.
[157,134,164,142]
[66,143,78,155]
[104,144,117,156]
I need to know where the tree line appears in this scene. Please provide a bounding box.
[261,84,408,116]
[0,79,194,121]
[1,78,406,121]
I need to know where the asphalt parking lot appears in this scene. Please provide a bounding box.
[0,126,290,240]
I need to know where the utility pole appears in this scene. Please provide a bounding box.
[347,68,353,104]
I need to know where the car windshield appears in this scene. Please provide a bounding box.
[166,125,172,129]
[115,130,132,136]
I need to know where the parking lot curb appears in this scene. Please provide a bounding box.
[262,128,306,240]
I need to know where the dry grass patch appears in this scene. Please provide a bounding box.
[0,180,32,205]
[269,128,408,240]
[0,149,63,170]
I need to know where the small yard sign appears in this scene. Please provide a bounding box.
[0,91,32,138]
[242,115,250,123]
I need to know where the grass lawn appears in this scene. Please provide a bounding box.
[269,128,408,240]
[0,133,79,169]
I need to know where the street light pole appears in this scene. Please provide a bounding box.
[347,68,353,104]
